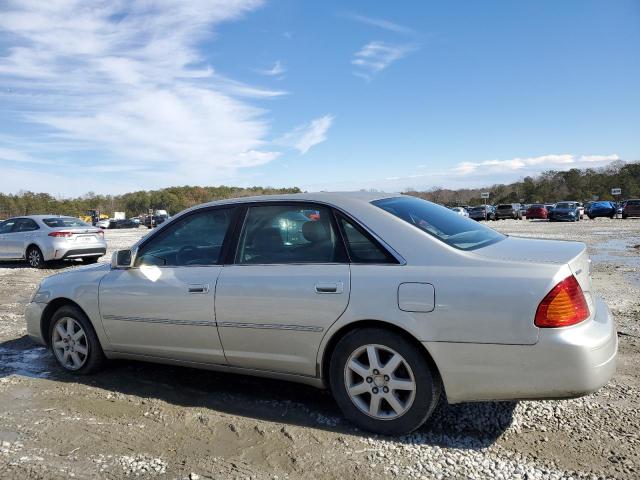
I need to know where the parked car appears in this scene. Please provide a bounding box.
[449,207,469,217]
[25,193,617,435]
[586,201,616,219]
[0,215,106,268]
[548,201,581,222]
[519,205,528,218]
[144,214,168,229]
[495,203,522,220]
[468,205,496,221]
[107,218,140,229]
[96,218,111,229]
[545,204,556,212]
[576,203,585,219]
[526,204,548,220]
[622,199,640,219]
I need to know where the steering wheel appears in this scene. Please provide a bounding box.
[177,245,199,265]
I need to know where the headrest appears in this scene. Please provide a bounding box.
[302,221,328,243]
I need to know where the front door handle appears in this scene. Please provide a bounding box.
[315,281,343,294]
[188,284,209,294]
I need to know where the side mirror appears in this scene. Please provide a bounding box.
[111,249,133,269]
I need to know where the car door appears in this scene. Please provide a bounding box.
[99,206,237,364]
[0,219,18,258]
[215,203,350,376]
[4,218,37,258]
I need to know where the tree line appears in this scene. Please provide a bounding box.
[0,185,301,219]
[405,160,640,206]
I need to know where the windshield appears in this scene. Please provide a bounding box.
[372,196,505,251]
[555,202,575,209]
[43,217,90,228]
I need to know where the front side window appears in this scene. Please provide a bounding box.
[338,215,397,264]
[372,196,505,251]
[43,217,90,228]
[135,208,234,267]
[0,219,16,234]
[236,205,344,264]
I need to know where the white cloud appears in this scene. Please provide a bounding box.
[0,0,287,190]
[344,13,416,36]
[277,115,334,154]
[255,60,286,77]
[352,41,415,81]
[454,154,620,175]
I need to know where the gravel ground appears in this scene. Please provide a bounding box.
[0,218,639,479]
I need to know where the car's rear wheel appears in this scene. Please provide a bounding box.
[329,328,440,435]
[26,246,46,269]
[49,305,104,374]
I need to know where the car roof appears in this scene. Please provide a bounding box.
[195,191,402,209]
[4,214,79,220]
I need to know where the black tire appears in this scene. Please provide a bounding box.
[622,214,628,219]
[49,305,104,374]
[26,245,46,269]
[588,216,594,220]
[82,256,100,264]
[329,327,440,435]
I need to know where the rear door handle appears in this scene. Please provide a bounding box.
[315,281,343,294]
[188,284,209,294]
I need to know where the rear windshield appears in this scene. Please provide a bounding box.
[627,200,640,206]
[372,196,505,251]
[555,202,575,209]
[530,204,544,208]
[497,204,512,209]
[43,217,90,228]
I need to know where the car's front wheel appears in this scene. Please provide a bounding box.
[329,328,440,435]
[49,305,104,374]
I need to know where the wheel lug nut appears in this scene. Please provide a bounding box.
[383,386,389,393]
[384,375,389,381]
[366,377,373,383]
[373,369,379,375]
[372,387,379,394]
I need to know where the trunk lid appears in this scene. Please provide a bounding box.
[475,236,593,311]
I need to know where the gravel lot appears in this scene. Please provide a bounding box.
[1,219,639,479]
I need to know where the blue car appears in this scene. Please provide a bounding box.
[587,201,616,219]
[548,201,580,222]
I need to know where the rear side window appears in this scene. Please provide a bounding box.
[236,205,345,264]
[338,215,397,264]
[43,217,90,228]
[0,219,16,234]
[14,218,39,231]
[372,196,505,251]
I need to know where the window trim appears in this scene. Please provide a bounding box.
[229,201,349,266]
[133,205,241,268]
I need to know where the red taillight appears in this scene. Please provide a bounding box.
[535,275,589,328]
[48,231,74,238]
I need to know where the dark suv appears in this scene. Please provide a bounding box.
[495,203,522,220]
[622,199,640,219]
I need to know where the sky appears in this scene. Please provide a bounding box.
[0,0,639,196]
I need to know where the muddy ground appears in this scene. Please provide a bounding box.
[1,219,639,479]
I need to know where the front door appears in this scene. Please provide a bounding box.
[0,219,17,258]
[215,204,350,376]
[99,207,236,364]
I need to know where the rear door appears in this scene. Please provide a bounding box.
[5,218,39,258]
[99,206,237,364]
[215,203,350,376]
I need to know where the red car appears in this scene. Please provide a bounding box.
[526,204,548,219]
[622,199,640,219]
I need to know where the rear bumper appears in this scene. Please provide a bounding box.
[41,239,107,261]
[425,296,617,403]
[61,247,106,259]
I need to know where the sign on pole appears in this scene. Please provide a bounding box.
[611,188,622,196]
[480,192,490,199]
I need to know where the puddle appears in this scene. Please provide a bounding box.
[591,238,640,268]
[0,345,52,378]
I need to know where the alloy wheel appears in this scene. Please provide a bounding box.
[28,248,42,268]
[52,317,89,370]
[344,344,416,420]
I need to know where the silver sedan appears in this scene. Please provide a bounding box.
[0,215,107,268]
[24,193,617,434]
